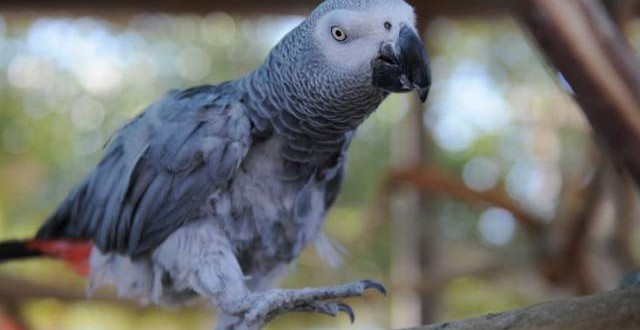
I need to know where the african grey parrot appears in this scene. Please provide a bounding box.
[0,0,430,329]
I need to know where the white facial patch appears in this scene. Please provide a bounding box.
[314,0,417,71]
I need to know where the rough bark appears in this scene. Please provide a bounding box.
[407,288,640,330]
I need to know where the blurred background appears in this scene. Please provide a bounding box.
[0,1,639,329]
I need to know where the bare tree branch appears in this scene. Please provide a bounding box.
[0,275,138,308]
[611,170,640,271]
[407,288,640,330]
[388,167,547,235]
[561,165,603,294]
[515,0,640,184]
[385,162,610,294]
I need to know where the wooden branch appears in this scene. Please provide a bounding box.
[407,288,640,330]
[389,167,546,235]
[386,164,610,294]
[560,165,603,293]
[611,170,640,271]
[0,0,516,18]
[605,0,640,33]
[0,275,138,307]
[515,0,640,185]
[0,274,214,312]
[413,262,509,296]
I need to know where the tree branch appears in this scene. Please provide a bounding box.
[515,0,640,184]
[388,167,546,235]
[407,288,640,330]
[0,275,138,308]
[611,170,639,271]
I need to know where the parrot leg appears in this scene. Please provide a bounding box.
[222,279,386,329]
[153,222,385,329]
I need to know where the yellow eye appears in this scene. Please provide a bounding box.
[331,26,348,42]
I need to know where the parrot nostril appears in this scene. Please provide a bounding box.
[377,43,398,66]
[377,54,396,66]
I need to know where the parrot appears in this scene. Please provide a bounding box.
[0,0,430,329]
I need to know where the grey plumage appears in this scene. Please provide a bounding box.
[32,0,431,329]
[37,84,252,258]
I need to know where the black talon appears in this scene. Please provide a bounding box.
[337,303,355,324]
[362,280,387,296]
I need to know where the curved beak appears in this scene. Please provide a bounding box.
[372,25,431,102]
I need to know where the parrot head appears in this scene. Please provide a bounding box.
[242,0,431,136]
[308,0,431,102]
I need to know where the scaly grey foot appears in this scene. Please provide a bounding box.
[265,301,356,324]
[234,280,386,326]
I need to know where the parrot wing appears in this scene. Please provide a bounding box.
[36,84,253,258]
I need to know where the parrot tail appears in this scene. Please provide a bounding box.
[0,239,93,276]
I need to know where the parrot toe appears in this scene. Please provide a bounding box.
[266,301,355,324]
[230,279,386,327]
[362,279,387,296]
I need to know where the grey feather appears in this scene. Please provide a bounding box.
[37,84,253,258]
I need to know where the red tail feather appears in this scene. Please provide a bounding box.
[26,240,93,276]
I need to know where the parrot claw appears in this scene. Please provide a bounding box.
[337,302,356,324]
[285,301,356,323]
[362,279,387,296]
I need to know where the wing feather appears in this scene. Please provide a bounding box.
[36,85,253,258]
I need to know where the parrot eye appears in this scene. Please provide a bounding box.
[384,21,392,30]
[331,26,348,42]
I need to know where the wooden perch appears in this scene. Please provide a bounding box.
[407,287,640,330]
[515,0,640,185]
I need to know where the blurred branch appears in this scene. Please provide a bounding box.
[515,0,640,185]
[0,0,517,18]
[388,167,546,235]
[414,262,509,296]
[408,287,640,330]
[0,275,137,307]
[611,170,640,271]
[604,0,639,34]
[383,163,610,294]
[559,165,604,293]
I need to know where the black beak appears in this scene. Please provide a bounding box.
[372,25,431,102]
